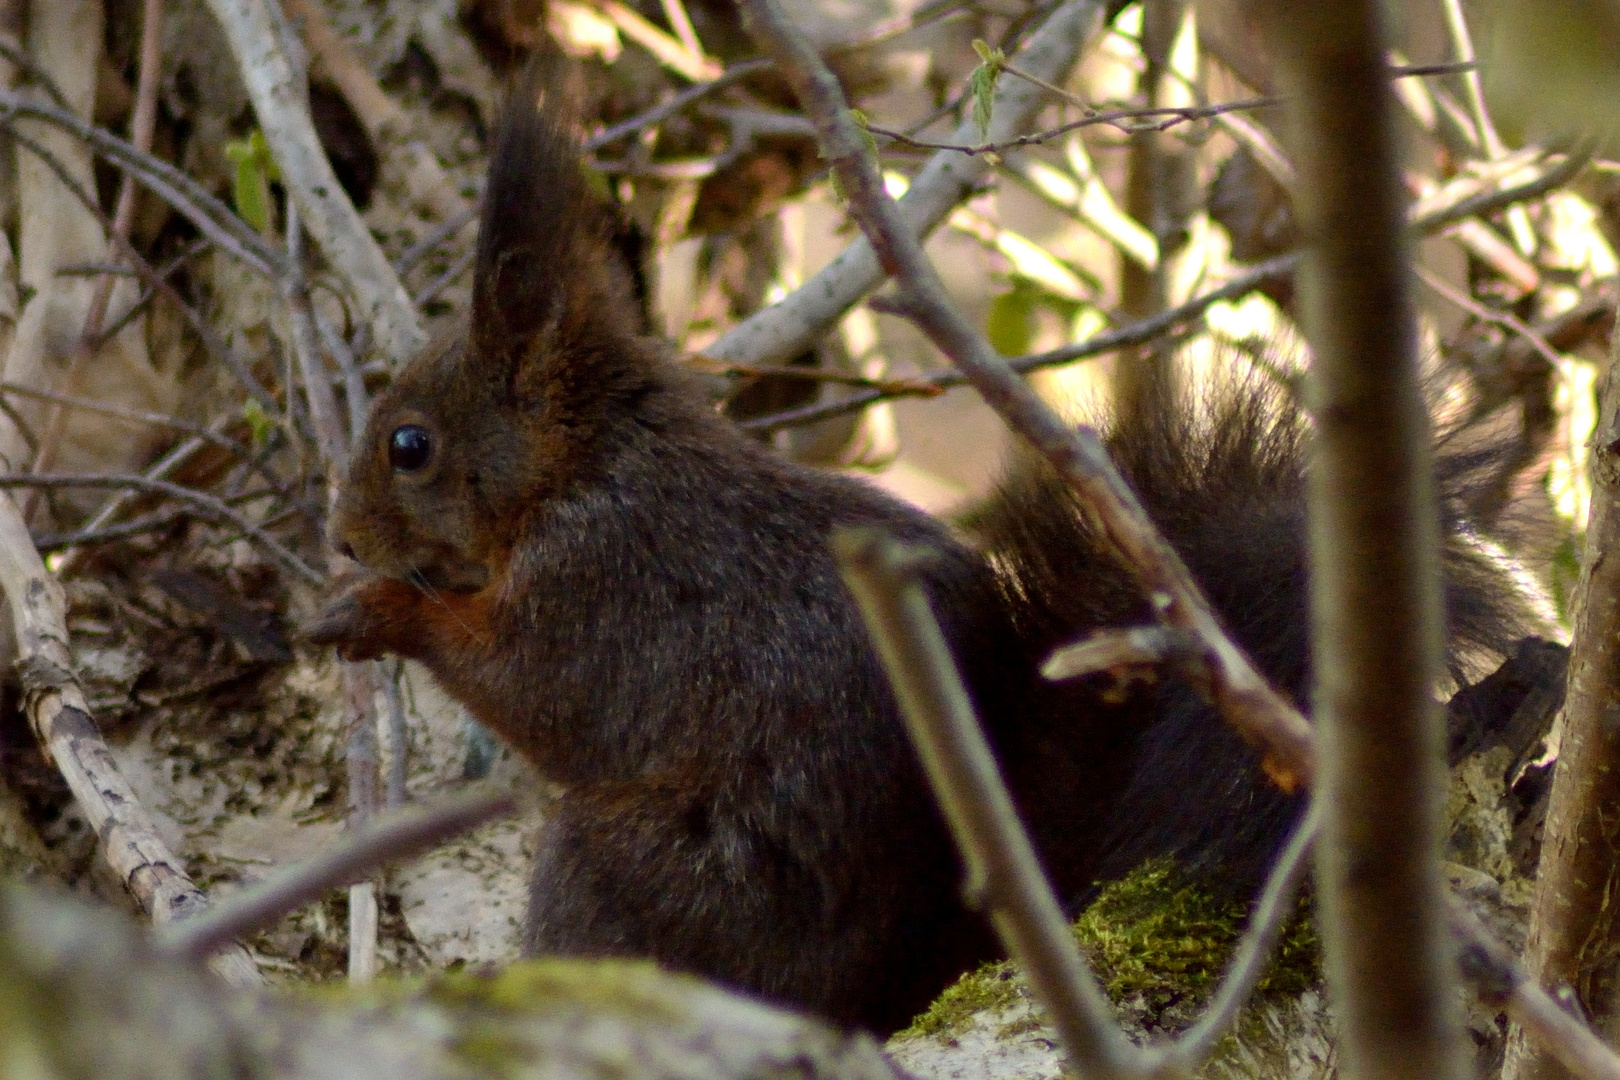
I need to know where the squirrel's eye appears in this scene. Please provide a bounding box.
[389,425,433,472]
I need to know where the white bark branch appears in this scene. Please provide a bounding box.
[202,0,426,364]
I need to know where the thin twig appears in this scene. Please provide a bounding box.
[91,238,211,348]
[412,245,477,309]
[159,788,517,963]
[0,38,70,109]
[584,59,773,151]
[0,89,280,276]
[1415,266,1567,373]
[0,382,258,464]
[382,659,409,809]
[394,203,481,275]
[0,473,319,584]
[867,95,1279,155]
[1151,802,1321,1071]
[707,0,1104,368]
[834,528,1139,1080]
[84,0,163,342]
[32,508,186,551]
[1041,625,1201,681]
[284,200,348,478]
[688,354,945,397]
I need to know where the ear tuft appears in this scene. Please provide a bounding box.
[470,61,640,372]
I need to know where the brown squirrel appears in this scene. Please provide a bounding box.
[308,77,1553,1032]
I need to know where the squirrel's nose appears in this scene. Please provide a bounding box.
[338,541,356,561]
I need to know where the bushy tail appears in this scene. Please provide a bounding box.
[967,375,1557,897]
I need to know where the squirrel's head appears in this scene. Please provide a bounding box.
[328,69,651,593]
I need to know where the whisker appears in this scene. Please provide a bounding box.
[407,565,486,646]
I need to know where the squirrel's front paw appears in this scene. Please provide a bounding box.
[305,577,418,662]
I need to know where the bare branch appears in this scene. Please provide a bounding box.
[707,0,1105,367]
[584,60,773,151]
[867,95,1280,155]
[0,473,319,584]
[737,0,1315,787]
[161,787,515,963]
[0,488,261,987]
[835,528,1140,1080]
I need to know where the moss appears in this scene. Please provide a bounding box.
[1075,860,1318,1020]
[450,1026,535,1078]
[897,959,1025,1040]
[896,860,1319,1042]
[429,958,689,1021]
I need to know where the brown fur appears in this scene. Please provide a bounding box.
[309,72,1551,1032]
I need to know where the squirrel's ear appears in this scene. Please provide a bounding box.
[468,63,639,385]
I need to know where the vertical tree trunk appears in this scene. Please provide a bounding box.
[1505,312,1620,1080]
[1260,3,1466,1079]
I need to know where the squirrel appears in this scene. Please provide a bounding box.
[307,74,1555,1032]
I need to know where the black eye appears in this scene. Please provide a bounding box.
[389,425,433,472]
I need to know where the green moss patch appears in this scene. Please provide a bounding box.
[897,860,1318,1041]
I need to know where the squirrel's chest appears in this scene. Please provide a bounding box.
[442,543,883,783]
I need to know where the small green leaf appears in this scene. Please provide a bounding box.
[967,42,1005,143]
[225,129,279,232]
[985,280,1038,356]
[248,130,280,181]
[848,108,879,159]
[243,398,275,451]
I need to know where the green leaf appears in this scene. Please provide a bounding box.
[847,108,879,159]
[243,398,275,451]
[249,130,280,181]
[985,280,1038,356]
[224,129,279,232]
[968,40,1005,143]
